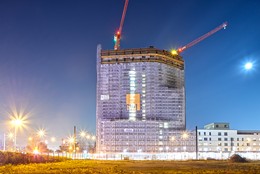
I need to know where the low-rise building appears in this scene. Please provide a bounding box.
[198,123,260,153]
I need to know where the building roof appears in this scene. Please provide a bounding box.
[100,46,184,70]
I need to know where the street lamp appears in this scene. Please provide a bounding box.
[51,137,56,142]
[37,129,46,140]
[79,131,87,138]
[182,132,189,140]
[91,135,96,141]
[68,136,75,144]
[11,117,24,150]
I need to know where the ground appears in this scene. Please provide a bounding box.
[0,160,260,174]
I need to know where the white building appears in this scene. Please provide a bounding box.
[198,123,260,153]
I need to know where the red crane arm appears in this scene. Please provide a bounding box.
[114,0,129,50]
[177,22,228,53]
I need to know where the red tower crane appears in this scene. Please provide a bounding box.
[173,22,228,54]
[114,0,129,50]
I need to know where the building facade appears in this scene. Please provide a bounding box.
[198,123,260,153]
[96,45,187,153]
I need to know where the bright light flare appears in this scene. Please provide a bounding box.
[7,105,30,132]
[8,132,14,139]
[67,136,75,144]
[12,119,22,126]
[182,132,189,139]
[79,130,87,138]
[10,115,27,131]
[244,62,253,70]
[33,147,39,155]
[91,135,96,141]
[241,59,257,74]
[51,137,56,142]
[171,49,178,55]
[37,129,46,138]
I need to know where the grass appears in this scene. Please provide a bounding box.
[0,159,260,174]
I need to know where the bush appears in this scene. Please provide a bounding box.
[229,154,247,163]
[0,151,68,165]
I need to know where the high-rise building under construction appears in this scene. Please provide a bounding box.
[96,45,187,153]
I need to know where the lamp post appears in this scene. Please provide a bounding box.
[11,118,23,150]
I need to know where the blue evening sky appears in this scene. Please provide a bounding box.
[0,0,259,147]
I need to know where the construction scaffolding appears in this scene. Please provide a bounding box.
[96,45,189,153]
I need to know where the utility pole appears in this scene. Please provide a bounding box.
[74,126,77,158]
[196,126,198,160]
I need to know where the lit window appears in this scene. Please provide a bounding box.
[163,122,169,128]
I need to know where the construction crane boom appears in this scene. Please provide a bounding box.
[114,0,129,50]
[177,22,228,53]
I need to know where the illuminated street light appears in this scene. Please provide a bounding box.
[79,131,87,138]
[182,132,189,139]
[11,117,25,150]
[33,147,39,155]
[36,128,47,149]
[8,132,14,139]
[51,137,56,142]
[37,129,46,138]
[68,136,75,144]
[91,135,96,141]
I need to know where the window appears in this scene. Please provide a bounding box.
[218,132,221,136]
[224,143,228,146]
[224,148,228,151]
[204,138,208,141]
[198,132,201,135]
[209,132,211,136]
[209,138,211,141]
[231,138,234,141]
[218,138,222,141]
[237,138,239,141]
[224,132,228,136]
[204,132,206,136]
[224,138,228,141]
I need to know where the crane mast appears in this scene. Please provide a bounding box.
[177,22,228,53]
[114,0,129,50]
